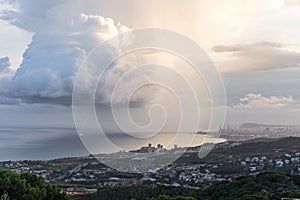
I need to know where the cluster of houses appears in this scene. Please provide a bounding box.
[1,161,53,182]
[143,163,231,189]
[240,152,300,173]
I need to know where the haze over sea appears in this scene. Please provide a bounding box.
[0,127,225,161]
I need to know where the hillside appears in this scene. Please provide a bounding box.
[78,172,300,200]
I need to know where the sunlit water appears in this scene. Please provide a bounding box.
[0,127,225,161]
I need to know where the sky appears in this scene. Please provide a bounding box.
[0,0,300,157]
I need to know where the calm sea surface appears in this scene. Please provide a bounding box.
[0,126,225,161]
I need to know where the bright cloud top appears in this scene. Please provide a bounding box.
[0,1,130,104]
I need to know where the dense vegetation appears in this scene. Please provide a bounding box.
[147,196,196,200]
[79,172,300,200]
[0,170,69,200]
[203,172,300,200]
[76,184,200,200]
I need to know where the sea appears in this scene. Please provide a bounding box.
[0,126,225,161]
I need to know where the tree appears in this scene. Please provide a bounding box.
[292,175,300,187]
[261,189,270,200]
[0,170,69,200]
[1,191,9,200]
[147,195,196,200]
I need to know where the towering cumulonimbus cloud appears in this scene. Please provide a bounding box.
[0,1,131,104]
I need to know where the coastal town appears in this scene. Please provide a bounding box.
[1,136,300,197]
